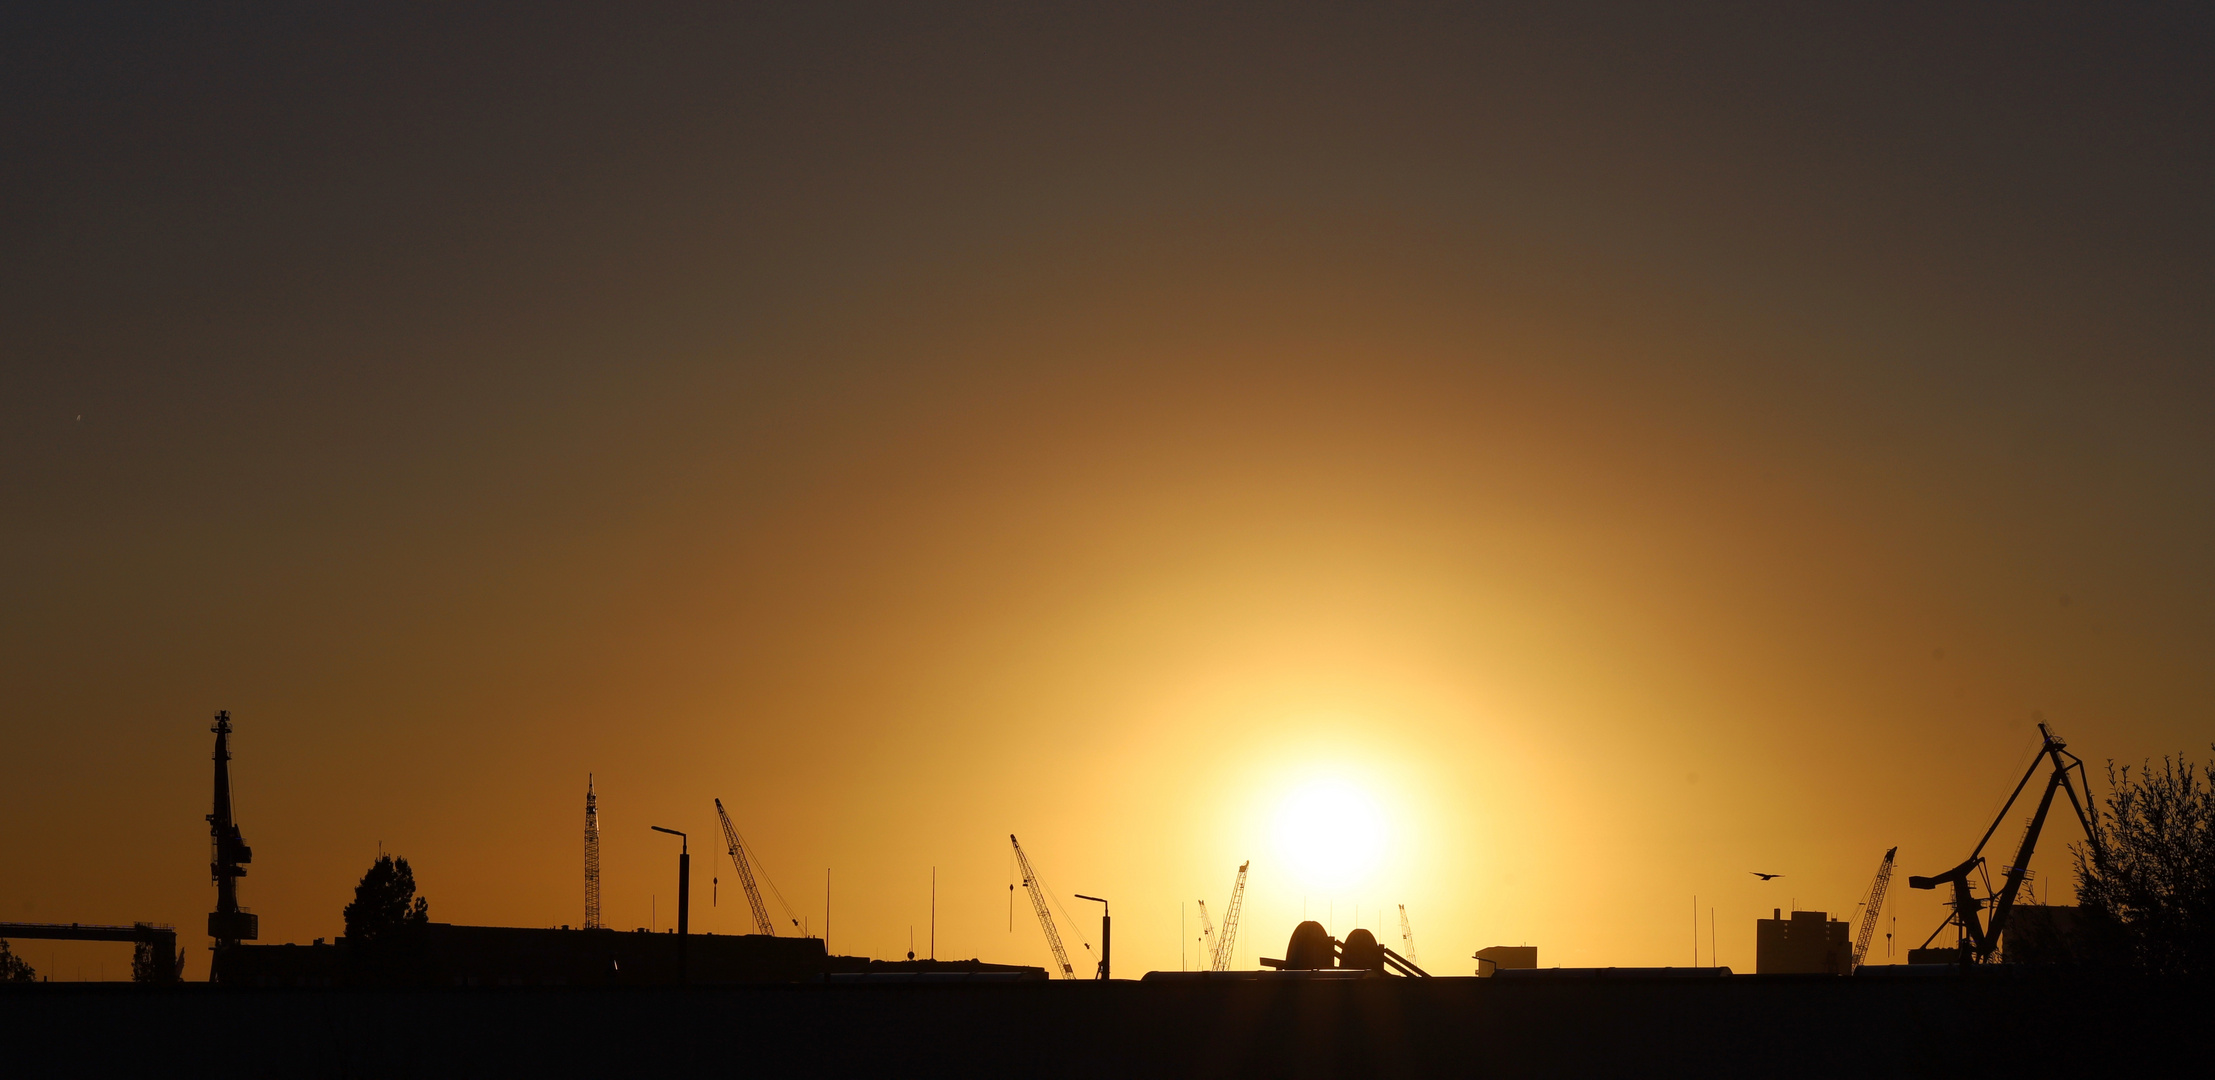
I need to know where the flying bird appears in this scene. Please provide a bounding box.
[1749,872,1784,880]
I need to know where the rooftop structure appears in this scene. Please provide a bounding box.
[1755,909,1850,975]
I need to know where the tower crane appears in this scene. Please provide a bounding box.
[1850,847,1896,971]
[1398,904,1419,966]
[715,799,800,937]
[1908,723,2097,964]
[1010,835,1076,979]
[1195,900,1218,970]
[1212,861,1249,971]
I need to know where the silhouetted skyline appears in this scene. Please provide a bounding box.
[5,3,2212,980]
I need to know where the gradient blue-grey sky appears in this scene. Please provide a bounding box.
[5,3,2211,977]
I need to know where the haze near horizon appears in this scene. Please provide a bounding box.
[4,3,2211,980]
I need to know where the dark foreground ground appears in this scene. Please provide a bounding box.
[3,973,2202,1078]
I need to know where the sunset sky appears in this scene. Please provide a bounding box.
[5,4,2212,980]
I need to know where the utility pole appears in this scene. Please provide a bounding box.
[1075,894,1110,980]
[651,826,688,983]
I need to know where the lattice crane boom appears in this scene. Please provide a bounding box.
[716,798,777,936]
[1851,846,1896,970]
[1196,900,1217,969]
[1011,835,1076,979]
[1397,904,1419,965]
[1211,861,1249,971]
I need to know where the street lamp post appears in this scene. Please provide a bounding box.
[651,826,688,983]
[1075,894,1110,980]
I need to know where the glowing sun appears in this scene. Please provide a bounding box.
[1271,778,1389,889]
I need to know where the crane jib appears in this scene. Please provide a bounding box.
[1010,835,1076,979]
[715,799,778,937]
[1213,862,1249,972]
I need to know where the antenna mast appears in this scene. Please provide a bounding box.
[583,776,602,930]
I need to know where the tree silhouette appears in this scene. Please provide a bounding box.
[344,854,431,945]
[342,854,430,984]
[0,939,35,983]
[2073,749,2215,975]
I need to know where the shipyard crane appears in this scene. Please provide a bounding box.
[1211,861,1249,971]
[1398,904,1419,966]
[1195,900,1218,969]
[206,711,257,950]
[1850,847,1896,971]
[715,799,801,937]
[1908,723,2097,964]
[1010,835,1077,979]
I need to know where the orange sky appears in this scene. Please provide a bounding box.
[4,4,2212,980]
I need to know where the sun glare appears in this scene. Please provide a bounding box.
[1271,778,1389,890]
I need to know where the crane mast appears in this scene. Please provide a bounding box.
[1851,846,1896,971]
[1212,861,1249,971]
[583,776,602,930]
[1010,835,1076,979]
[1398,904,1419,966]
[715,799,777,936]
[205,711,257,951]
[1195,900,1217,969]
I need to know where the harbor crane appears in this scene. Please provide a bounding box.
[206,711,257,950]
[1398,904,1419,966]
[1211,861,1249,971]
[715,799,799,936]
[1850,847,1896,971]
[1908,723,2097,964]
[1010,834,1077,979]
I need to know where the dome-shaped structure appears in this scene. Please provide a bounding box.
[1339,927,1384,971]
[1282,920,1336,970]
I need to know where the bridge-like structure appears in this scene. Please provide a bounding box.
[0,922,181,982]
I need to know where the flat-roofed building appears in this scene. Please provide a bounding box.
[1474,945,1537,976]
[1755,909,1850,975]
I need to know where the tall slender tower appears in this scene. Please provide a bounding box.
[583,775,602,930]
[206,711,257,964]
